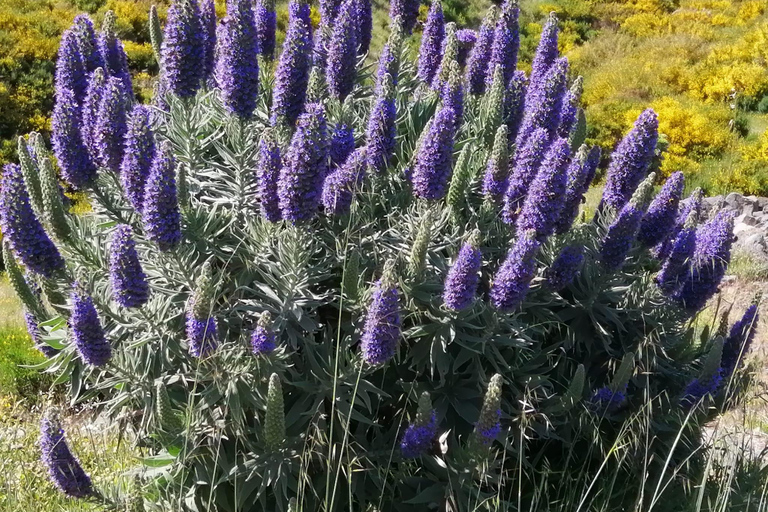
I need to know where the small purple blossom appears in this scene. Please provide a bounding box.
[186,314,217,357]
[502,127,550,224]
[93,77,128,172]
[255,0,277,60]
[653,189,703,260]
[330,124,355,170]
[326,0,358,101]
[490,230,540,312]
[142,142,182,252]
[120,105,156,212]
[465,6,497,95]
[400,411,437,458]
[109,225,149,308]
[70,288,112,367]
[161,0,206,99]
[271,7,313,126]
[637,171,684,248]
[545,244,584,291]
[40,410,93,498]
[486,1,519,87]
[251,312,278,355]
[589,385,626,413]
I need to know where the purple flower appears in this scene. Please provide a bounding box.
[255,0,277,60]
[256,131,281,222]
[545,244,584,291]
[201,0,217,79]
[516,138,571,240]
[330,124,355,170]
[81,68,106,164]
[515,57,568,149]
[94,77,128,172]
[681,371,722,407]
[25,311,56,357]
[441,61,464,132]
[353,0,373,55]
[251,311,277,355]
[326,0,358,101]
[482,124,510,203]
[486,1,519,87]
[0,164,64,277]
[400,411,437,458]
[654,189,703,260]
[55,29,87,103]
[412,106,456,200]
[443,232,482,311]
[319,0,342,25]
[472,374,503,448]
[672,211,734,313]
[505,70,527,143]
[599,109,659,213]
[526,12,559,101]
[120,105,156,212]
[366,75,397,174]
[655,224,696,294]
[417,1,445,85]
[637,171,684,248]
[143,142,182,251]
[456,29,476,68]
[600,176,654,271]
[70,288,111,367]
[465,6,497,95]
[389,0,420,34]
[557,76,582,138]
[589,385,626,413]
[360,266,401,365]
[98,12,134,98]
[40,410,93,498]
[109,225,149,308]
[161,0,205,99]
[271,7,313,126]
[555,145,601,234]
[490,230,540,312]
[186,314,217,357]
[721,304,759,377]
[323,148,366,215]
[502,127,550,224]
[216,0,260,119]
[278,103,328,224]
[52,87,96,189]
[72,15,105,74]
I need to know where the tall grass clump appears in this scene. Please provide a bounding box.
[2,1,763,511]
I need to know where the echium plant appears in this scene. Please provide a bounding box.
[11,3,757,512]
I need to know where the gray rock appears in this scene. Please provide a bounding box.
[726,192,744,209]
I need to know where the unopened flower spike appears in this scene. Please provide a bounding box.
[155,381,184,433]
[433,22,458,90]
[469,374,503,453]
[400,391,438,458]
[681,338,724,407]
[252,311,278,355]
[265,373,286,449]
[482,124,510,204]
[407,208,434,277]
[186,261,218,357]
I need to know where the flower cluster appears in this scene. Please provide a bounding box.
[417,2,444,85]
[545,245,584,291]
[109,225,149,308]
[400,392,438,458]
[361,262,401,365]
[40,410,93,498]
[216,0,260,119]
[251,311,278,355]
[161,0,205,98]
[490,230,540,312]
[143,143,182,251]
[443,230,482,311]
[70,287,112,367]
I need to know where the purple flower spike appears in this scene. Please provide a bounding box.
[600,175,655,271]
[599,109,659,213]
[251,311,278,355]
[366,75,397,174]
[73,15,105,73]
[516,138,571,240]
[555,145,601,234]
[81,69,106,163]
[505,70,527,142]
[186,314,217,357]
[527,12,559,101]
[256,131,282,222]
[161,0,205,99]
[319,0,343,25]
[326,0,358,101]
[471,374,503,448]
[441,61,464,132]
[515,57,568,149]
[98,12,134,98]
[653,189,703,260]
[52,87,96,189]
[354,0,373,55]
[456,29,476,68]
[255,0,277,60]
[545,244,584,291]
[322,148,366,216]
[121,105,156,212]
[400,392,438,458]
[330,124,355,170]
[589,385,626,413]
[443,230,483,311]
[217,0,260,119]
[278,103,329,224]
[673,211,734,313]
[109,225,149,308]
[70,287,112,367]
[417,1,445,85]
[490,230,540,312]
[557,76,583,138]
[143,142,182,252]
[40,410,93,498]
[94,77,128,172]
[200,0,217,79]
[722,304,759,378]
[360,262,401,365]
[271,6,313,126]
[0,164,64,277]
[637,171,684,248]
[55,29,87,103]
[656,225,696,295]
[412,106,456,200]
[502,127,550,224]
[25,311,56,357]
[486,0,520,87]
[389,0,420,34]
[465,6,497,95]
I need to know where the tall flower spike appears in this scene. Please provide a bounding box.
[109,225,149,308]
[482,124,510,204]
[319,0,342,25]
[515,137,571,240]
[34,134,71,241]
[98,11,134,98]
[681,342,724,408]
[255,0,277,60]
[252,311,278,355]
[143,142,182,251]
[326,0,358,101]
[40,409,93,498]
[265,373,286,449]
[257,130,282,222]
[400,392,438,458]
[306,66,328,103]
[599,109,659,214]
[26,309,56,358]
[655,206,698,294]
[94,77,128,172]
[375,22,405,93]
[433,22,458,90]
[441,60,464,132]
[322,147,366,216]
[515,57,568,149]
[278,103,329,224]
[0,164,64,277]
[361,260,401,365]
[121,105,156,212]
[330,124,355,170]
[81,68,106,163]
[486,0,520,87]
[653,188,703,260]
[407,209,434,277]
[490,230,540,312]
[482,65,506,146]
[366,74,397,174]
[446,144,473,219]
[52,87,96,189]
[673,211,734,313]
[502,127,550,224]
[721,301,760,378]
[558,76,583,138]
[217,0,260,119]
[545,244,584,291]
[155,381,184,433]
[149,5,163,64]
[412,105,456,200]
[505,70,527,143]
[637,171,684,248]
[465,6,497,95]
[17,137,45,218]
[527,12,559,101]
[417,1,444,85]
[55,29,87,102]
[443,230,483,311]
[161,0,205,99]
[470,374,503,451]
[186,261,218,357]
[600,173,656,271]
[555,144,601,234]
[2,240,44,318]
[70,286,112,366]
[200,0,217,80]
[354,0,373,55]
[389,0,420,34]
[271,5,313,126]
[456,29,476,68]
[73,15,104,73]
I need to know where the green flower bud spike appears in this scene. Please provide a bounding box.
[558,364,585,412]
[434,22,458,89]
[306,66,327,104]
[482,65,505,146]
[469,373,503,457]
[190,261,215,319]
[18,135,45,218]
[700,338,724,384]
[342,251,361,303]
[3,240,44,318]
[265,373,285,450]
[610,353,635,393]
[149,5,163,65]
[407,208,434,278]
[446,143,473,220]
[155,381,183,434]
[34,133,71,241]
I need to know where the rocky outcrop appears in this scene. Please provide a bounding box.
[703,193,768,262]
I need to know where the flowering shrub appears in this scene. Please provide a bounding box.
[3,1,762,511]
